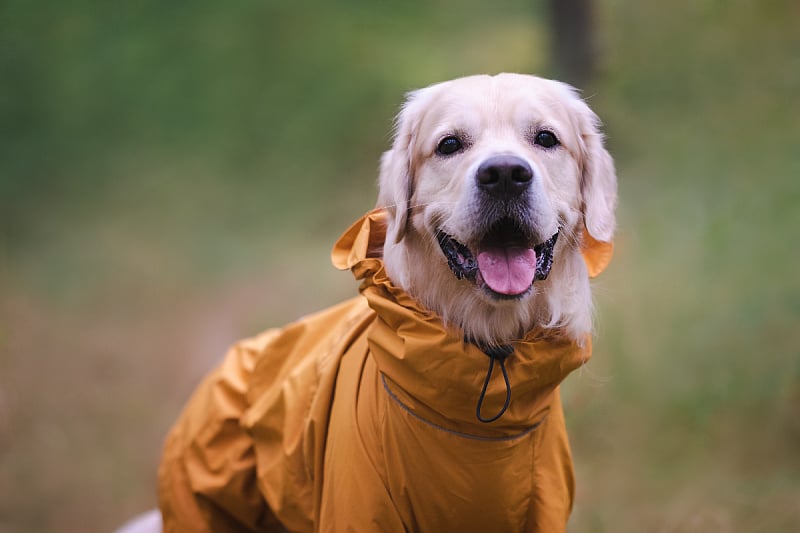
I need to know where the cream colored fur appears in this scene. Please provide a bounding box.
[378,73,617,345]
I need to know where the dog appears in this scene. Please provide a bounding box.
[155,73,617,533]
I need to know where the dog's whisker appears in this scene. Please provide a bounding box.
[409,201,457,211]
[375,200,457,212]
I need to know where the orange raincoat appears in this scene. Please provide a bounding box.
[158,211,612,532]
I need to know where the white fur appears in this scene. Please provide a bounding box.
[378,73,617,345]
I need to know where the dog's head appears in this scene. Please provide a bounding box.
[378,74,616,345]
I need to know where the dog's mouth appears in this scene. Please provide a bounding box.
[435,218,559,299]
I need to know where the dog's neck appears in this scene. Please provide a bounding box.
[358,266,593,434]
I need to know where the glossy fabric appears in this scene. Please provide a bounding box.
[158,211,611,532]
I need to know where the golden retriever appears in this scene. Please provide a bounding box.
[150,73,618,533]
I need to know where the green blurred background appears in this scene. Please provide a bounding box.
[1,1,798,531]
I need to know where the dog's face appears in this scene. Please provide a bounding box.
[378,74,616,345]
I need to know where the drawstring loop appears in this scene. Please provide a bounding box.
[476,344,514,423]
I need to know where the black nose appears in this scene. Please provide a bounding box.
[475,155,533,199]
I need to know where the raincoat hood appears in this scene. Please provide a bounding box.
[158,211,613,533]
[332,209,597,435]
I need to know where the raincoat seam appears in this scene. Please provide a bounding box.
[381,373,542,442]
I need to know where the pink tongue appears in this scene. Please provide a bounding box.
[477,247,537,295]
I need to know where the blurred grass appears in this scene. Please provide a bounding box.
[1,1,799,532]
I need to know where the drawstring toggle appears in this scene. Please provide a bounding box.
[476,344,514,423]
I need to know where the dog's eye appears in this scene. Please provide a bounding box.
[436,136,463,156]
[534,130,560,149]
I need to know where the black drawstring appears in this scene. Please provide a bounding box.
[476,344,515,423]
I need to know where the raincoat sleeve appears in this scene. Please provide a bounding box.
[158,332,285,533]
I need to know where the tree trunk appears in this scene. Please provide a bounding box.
[547,0,597,88]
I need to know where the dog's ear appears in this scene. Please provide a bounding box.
[377,90,422,244]
[573,98,617,243]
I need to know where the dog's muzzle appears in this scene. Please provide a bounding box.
[435,225,559,298]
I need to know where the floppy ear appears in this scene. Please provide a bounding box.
[376,90,422,244]
[576,103,617,243]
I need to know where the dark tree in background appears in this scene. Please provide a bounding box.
[547,0,598,88]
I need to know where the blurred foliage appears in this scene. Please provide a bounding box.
[1,0,799,532]
[1,0,549,294]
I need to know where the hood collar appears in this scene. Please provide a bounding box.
[331,210,609,435]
